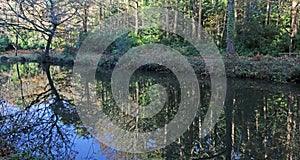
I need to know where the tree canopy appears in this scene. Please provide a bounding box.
[0,0,298,56]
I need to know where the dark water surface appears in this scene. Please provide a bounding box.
[0,63,300,159]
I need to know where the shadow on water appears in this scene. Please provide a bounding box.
[0,62,300,159]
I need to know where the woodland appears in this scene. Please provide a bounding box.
[0,1,300,159]
[0,0,299,83]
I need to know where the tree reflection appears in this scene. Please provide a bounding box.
[0,63,80,159]
[84,73,300,159]
[1,63,300,159]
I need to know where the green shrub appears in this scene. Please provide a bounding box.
[0,35,11,52]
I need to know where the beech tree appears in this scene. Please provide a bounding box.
[226,0,235,55]
[0,0,81,55]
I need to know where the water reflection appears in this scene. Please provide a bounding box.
[0,63,299,159]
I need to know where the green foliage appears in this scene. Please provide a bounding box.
[236,22,291,56]
[103,29,200,57]
[9,31,46,50]
[0,35,11,52]
[1,0,299,57]
[0,63,11,72]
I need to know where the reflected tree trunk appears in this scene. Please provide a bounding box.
[16,64,26,107]
[231,100,235,158]
[85,80,90,104]
[263,96,268,159]
[164,108,168,148]
[43,64,60,100]
[135,82,139,132]
[286,94,292,160]
[225,80,234,159]
[178,137,183,157]
[298,96,300,148]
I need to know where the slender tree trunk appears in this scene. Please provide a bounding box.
[231,104,235,158]
[198,0,202,39]
[178,137,183,157]
[191,0,196,39]
[174,0,178,34]
[14,1,20,56]
[134,0,139,33]
[286,94,292,160]
[165,0,169,37]
[14,30,19,56]
[83,0,88,33]
[263,97,268,159]
[289,0,299,53]
[226,0,235,55]
[16,64,26,107]
[234,0,238,23]
[99,1,103,31]
[265,0,271,25]
[221,10,227,45]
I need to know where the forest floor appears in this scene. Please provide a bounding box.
[1,51,299,83]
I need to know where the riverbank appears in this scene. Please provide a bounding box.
[95,55,300,83]
[1,54,299,83]
[0,53,74,65]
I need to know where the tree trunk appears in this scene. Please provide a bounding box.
[45,26,57,55]
[198,0,202,38]
[263,97,268,159]
[234,0,238,23]
[43,63,60,99]
[99,1,103,31]
[134,1,139,33]
[165,0,169,37]
[83,0,88,33]
[14,1,20,56]
[16,64,26,107]
[174,0,178,34]
[286,94,292,160]
[226,0,235,55]
[289,0,299,53]
[265,0,271,25]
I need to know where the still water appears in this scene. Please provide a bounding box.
[0,63,300,159]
